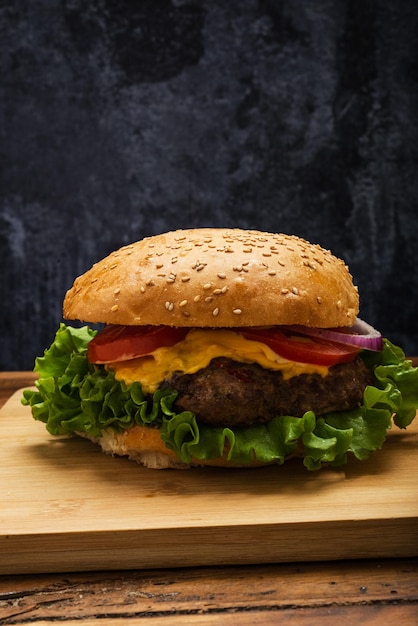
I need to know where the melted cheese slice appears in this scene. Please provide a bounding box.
[108,329,329,394]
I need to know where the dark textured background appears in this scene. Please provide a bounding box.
[1,0,417,370]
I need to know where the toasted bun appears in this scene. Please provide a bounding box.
[78,424,278,469]
[63,228,359,328]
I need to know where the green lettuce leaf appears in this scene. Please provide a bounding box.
[22,324,418,470]
[22,324,179,438]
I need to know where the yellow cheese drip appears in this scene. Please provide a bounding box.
[108,329,329,394]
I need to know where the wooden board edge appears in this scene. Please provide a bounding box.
[1,518,417,575]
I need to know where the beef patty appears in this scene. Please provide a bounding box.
[160,356,373,427]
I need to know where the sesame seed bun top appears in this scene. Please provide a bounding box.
[63,228,359,328]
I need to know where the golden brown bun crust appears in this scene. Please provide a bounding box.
[64,228,359,328]
[79,424,272,469]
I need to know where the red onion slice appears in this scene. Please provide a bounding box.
[283,318,383,352]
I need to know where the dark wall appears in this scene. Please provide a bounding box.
[1,1,417,370]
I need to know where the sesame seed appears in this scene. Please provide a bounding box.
[156,263,164,269]
[165,301,174,312]
[179,299,188,307]
[212,307,220,316]
[192,259,207,271]
[110,263,117,269]
[114,288,121,294]
[181,276,190,282]
[193,295,201,302]
[221,285,228,293]
[281,288,289,294]
[213,288,222,295]
[205,296,214,303]
[217,272,226,279]
[317,296,322,304]
[232,308,242,315]
[291,287,299,295]
[268,270,276,276]
[111,304,119,312]
[90,278,98,283]
[140,286,146,293]
[203,283,212,290]
[146,279,155,286]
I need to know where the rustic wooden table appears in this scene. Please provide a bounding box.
[1,371,417,625]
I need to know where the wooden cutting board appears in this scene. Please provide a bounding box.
[1,389,417,575]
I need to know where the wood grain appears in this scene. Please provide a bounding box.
[18,607,418,625]
[1,387,417,575]
[5,608,416,626]
[0,371,38,387]
[1,559,417,624]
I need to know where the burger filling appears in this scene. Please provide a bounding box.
[160,356,373,427]
[95,326,370,426]
[22,323,418,470]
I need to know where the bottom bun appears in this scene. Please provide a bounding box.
[77,425,275,469]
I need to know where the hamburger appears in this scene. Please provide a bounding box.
[23,228,418,469]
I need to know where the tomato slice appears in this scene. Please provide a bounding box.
[88,324,360,367]
[237,327,360,366]
[88,325,189,364]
